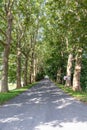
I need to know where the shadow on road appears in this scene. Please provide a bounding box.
[0,79,87,130]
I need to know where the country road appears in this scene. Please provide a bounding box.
[0,79,87,130]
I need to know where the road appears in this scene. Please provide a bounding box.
[0,79,87,130]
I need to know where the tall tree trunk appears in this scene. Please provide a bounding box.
[56,68,62,84]
[73,48,82,91]
[29,51,34,84]
[16,47,21,88]
[24,57,28,86]
[66,53,73,87]
[29,52,36,83]
[33,58,36,82]
[29,32,37,83]
[0,7,12,92]
[1,46,10,92]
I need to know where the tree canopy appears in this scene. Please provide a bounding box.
[0,0,87,92]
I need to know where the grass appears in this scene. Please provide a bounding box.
[57,84,87,103]
[0,83,37,105]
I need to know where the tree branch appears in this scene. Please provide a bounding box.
[4,1,8,14]
[10,0,15,9]
[0,40,6,46]
[22,49,30,57]
[0,13,6,21]
[19,32,24,41]
[8,0,10,10]
[0,28,7,38]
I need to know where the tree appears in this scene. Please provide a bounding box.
[0,0,87,93]
[73,48,83,91]
[0,0,13,92]
[45,0,87,91]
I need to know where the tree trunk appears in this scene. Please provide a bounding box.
[0,7,12,92]
[29,51,34,83]
[0,46,10,92]
[73,49,82,91]
[16,47,21,88]
[66,53,73,87]
[29,33,37,83]
[29,50,37,83]
[56,68,62,84]
[33,58,36,82]
[24,57,28,86]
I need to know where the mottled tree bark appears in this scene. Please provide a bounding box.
[33,58,36,82]
[16,46,21,88]
[73,49,82,91]
[24,57,28,86]
[29,51,34,83]
[1,46,10,92]
[66,53,73,87]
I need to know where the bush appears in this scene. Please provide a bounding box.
[36,72,44,81]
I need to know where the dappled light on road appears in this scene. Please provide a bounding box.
[0,80,87,130]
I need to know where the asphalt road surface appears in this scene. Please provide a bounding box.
[0,79,87,130]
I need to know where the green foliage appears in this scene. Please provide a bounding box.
[81,54,87,91]
[44,0,87,90]
[36,72,45,81]
[0,0,87,92]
